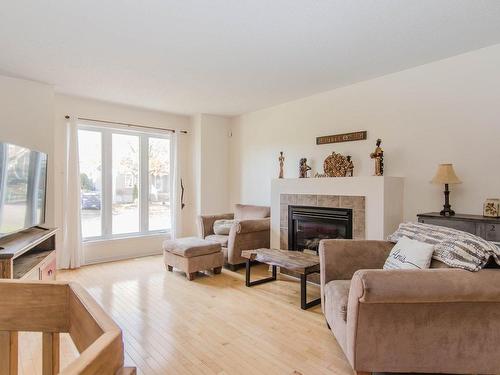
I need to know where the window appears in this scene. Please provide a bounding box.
[78,129,102,238]
[112,133,140,235]
[78,124,171,240]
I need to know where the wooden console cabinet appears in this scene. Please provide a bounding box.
[417,212,500,246]
[0,227,58,375]
[0,227,57,280]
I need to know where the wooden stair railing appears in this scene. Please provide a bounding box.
[0,280,136,375]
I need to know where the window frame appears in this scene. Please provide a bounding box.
[78,123,172,242]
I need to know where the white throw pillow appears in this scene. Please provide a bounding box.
[383,237,435,270]
[213,219,234,235]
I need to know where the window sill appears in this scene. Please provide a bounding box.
[83,231,170,244]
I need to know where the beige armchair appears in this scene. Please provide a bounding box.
[198,204,270,269]
[319,239,500,375]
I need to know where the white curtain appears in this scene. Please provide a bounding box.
[61,117,83,269]
[170,132,182,239]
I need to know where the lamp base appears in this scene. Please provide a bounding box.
[439,208,455,216]
[439,183,455,216]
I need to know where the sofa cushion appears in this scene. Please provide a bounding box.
[383,237,434,270]
[163,237,221,258]
[213,219,234,235]
[324,280,350,322]
[205,234,229,248]
[324,280,350,354]
[234,204,270,220]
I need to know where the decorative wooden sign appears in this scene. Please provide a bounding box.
[316,131,367,145]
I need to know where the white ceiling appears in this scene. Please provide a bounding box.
[1,1,500,116]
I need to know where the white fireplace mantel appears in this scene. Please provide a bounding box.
[271,176,404,249]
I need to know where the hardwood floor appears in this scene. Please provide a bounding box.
[19,255,352,375]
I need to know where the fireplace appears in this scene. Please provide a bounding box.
[288,205,352,253]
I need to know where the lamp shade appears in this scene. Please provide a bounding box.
[431,164,462,185]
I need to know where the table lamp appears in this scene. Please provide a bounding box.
[431,163,462,216]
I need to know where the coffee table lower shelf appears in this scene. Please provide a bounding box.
[242,249,321,310]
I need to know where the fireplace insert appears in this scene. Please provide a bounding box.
[288,205,352,253]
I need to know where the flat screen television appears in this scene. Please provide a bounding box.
[0,142,48,238]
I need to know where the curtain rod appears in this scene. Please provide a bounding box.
[64,115,188,134]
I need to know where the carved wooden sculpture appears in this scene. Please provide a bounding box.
[299,158,311,178]
[278,152,285,179]
[370,138,384,176]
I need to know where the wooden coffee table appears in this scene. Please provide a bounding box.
[241,248,321,310]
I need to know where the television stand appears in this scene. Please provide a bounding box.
[0,227,58,280]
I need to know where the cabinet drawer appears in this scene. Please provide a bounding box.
[483,223,500,242]
[418,218,476,235]
[40,253,56,280]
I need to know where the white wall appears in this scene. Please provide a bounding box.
[0,75,55,227]
[54,94,196,264]
[193,114,231,216]
[0,76,230,265]
[4,42,500,265]
[229,44,500,222]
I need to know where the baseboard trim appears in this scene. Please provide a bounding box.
[83,251,163,266]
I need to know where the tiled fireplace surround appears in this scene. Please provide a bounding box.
[271,177,404,282]
[279,193,366,250]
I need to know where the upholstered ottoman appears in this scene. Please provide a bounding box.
[163,237,223,280]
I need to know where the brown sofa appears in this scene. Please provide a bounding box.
[319,239,500,375]
[198,204,270,269]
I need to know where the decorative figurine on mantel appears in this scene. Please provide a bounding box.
[278,151,285,179]
[370,138,384,176]
[346,155,354,177]
[299,158,311,178]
